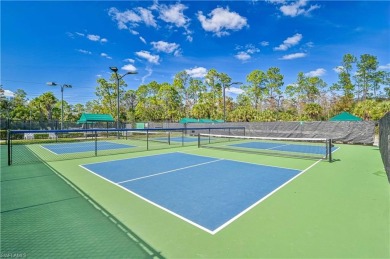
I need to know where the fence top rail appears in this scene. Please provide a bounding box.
[9,126,246,134]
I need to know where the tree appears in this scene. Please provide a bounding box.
[95,73,128,120]
[187,78,206,117]
[30,92,58,121]
[172,71,190,117]
[157,83,182,122]
[355,54,379,101]
[265,67,284,110]
[331,54,356,98]
[135,81,163,121]
[243,69,268,110]
[303,103,323,121]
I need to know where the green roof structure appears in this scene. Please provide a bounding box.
[77,113,115,124]
[329,112,362,121]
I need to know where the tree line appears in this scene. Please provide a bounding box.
[1,53,389,124]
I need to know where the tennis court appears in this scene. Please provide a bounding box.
[156,136,199,143]
[2,126,389,258]
[80,152,304,234]
[42,141,136,154]
[230,141,338,155]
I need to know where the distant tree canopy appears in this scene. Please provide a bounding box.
[1,53,389,123]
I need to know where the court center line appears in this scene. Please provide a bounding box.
[266,143,289,150]
[117,159,224,184]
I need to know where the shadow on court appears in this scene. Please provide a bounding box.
[0,146,164,258]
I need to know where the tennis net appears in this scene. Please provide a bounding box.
[198,133,334,161]
[7,127,246,165]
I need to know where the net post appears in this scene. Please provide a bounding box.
[198,133,200,148]
[327,138,332,162]
[7,130,11,166]
[146,129,149,150]
[95,130,98,156]
[182,129,184,146]
[168,131,171,145]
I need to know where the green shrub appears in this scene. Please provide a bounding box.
[34,133,49,139]
[0,130,7,140]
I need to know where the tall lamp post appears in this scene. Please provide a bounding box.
[47,82,72,130]
[223,82,242,122]
[109,67,137,138]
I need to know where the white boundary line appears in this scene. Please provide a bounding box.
[39,144,59,155]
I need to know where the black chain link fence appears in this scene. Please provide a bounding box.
[378,112,390,182]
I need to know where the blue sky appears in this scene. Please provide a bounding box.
[2,0,389,105]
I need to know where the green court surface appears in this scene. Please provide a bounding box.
[1,143,389,258]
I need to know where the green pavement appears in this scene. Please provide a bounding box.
[1,143,389,258]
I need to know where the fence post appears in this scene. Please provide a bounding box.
[7,130,11,166]
[146,129,149,151]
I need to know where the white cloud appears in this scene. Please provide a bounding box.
[108,7,157,30]
[379,63,390,70]
[274,33,302,51]
[235,44,260,61]
[226,87,244,95]
[151,41,181,56]
[87,34,100,41]
[154,2,193,41]
[267,0,286,4]
[235,51,251,61]
[142,67,153,84]
[122,64,138,73]
[124,58,135,63]
[333,66,344,73]
[279,52,306,60]
[305,68,326,77]
[128,30,138,35]
[140,36,147,44]
[279,0,320,17]
[185,67,207,78]
[197,7,247,37]
[260,41,269,46]
[100,53,112,59]
[137,7,157,27]
[158,3,189,28]
[3,89,14,98]
[135,50,160,64]
[70,32,107,43]
[76,49,92,55]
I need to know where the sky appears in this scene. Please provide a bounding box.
[2,0,390,105]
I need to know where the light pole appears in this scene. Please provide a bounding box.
[109,67,137,138]
[47,82,72,130]
[223,82,242,122]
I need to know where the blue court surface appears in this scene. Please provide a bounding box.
[80,152,303,234]
[230,142,338,156]
[42,141,135,155]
